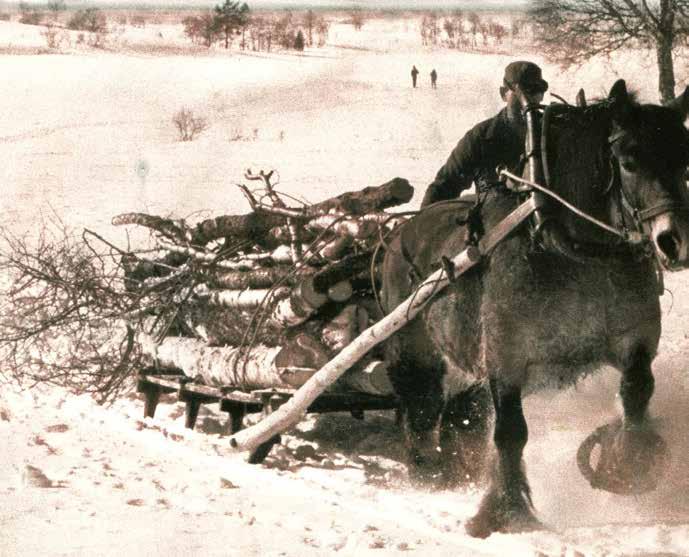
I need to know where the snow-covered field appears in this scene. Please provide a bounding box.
[1,12,689,557]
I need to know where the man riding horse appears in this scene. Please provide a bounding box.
[421,61,548,207]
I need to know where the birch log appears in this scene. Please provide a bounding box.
[112,213,188,243]
[228,245,482,453]
[207,267,296,289]
[139,334,287,389]
[196,286,291,309]
[138,334,393,393]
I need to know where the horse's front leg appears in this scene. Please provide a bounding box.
[465,378,541,538]
[582,346,667,493]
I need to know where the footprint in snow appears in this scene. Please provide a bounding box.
[45,423,70,433]
[23,465,68,488]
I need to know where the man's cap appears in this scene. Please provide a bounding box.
[503,61,548,94]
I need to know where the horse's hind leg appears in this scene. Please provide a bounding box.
[439,385,491,487]
[465,379,540,538]
[392,360,445,487]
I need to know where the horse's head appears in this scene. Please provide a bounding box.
[608,79,689,269]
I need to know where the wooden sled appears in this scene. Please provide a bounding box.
[136,366,399,463]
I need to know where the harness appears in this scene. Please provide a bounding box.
[517,102,670,251]
[607,129,685,228]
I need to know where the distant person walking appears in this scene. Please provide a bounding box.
[430,69,437,89]
[411,65,419,88]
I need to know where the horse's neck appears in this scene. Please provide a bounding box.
[548,113,619,245]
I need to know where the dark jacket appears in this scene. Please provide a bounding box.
[421,108,525,207]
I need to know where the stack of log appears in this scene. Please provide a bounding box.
[116,172,414,396]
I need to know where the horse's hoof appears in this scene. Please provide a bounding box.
[577,421,668,494]
[464,513,493,539]
[465,499,542,538]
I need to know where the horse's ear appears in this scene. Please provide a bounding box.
[665,85,689,121]
[608,79,633,124]
[576,88,587,107]
[608,79,628,104]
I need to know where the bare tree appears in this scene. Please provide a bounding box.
[304,9,316,46]
[41,22,69,49]
[315,16,329,46]
[182,14,203,44]
[531,0,689,103]
[467,12,481,48]
[47,0,66,21]
[349,8,365,31]
[19,2,44,25]
[172,107,208,141]
[0,224,142,404]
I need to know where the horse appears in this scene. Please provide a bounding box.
[380,79,689,538]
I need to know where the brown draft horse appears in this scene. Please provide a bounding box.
[380,80,689,538]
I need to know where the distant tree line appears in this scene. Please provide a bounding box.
[421,10,521,50]
[183,3,328,51]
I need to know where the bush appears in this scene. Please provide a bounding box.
[19,10,44,25]
[42,23,69,49]
[173,107,208,141]
[67,8,107,33]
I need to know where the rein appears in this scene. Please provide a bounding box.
[499,168,648,247]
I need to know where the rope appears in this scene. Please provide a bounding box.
[499,168,643,243]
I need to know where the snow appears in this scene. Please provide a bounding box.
[2,12,689,557]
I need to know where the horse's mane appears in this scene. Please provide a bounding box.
[543,100,616,243]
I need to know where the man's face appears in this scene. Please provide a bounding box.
[501,85,545,124]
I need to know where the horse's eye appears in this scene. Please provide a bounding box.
[620,158,639,173]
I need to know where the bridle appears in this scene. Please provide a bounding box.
[607,129,684,232]
[503,103,683,250]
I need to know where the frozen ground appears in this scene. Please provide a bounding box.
[1,13,689,557]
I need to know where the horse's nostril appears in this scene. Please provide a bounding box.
[657,231,680,262]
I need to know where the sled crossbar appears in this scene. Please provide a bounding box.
[136,371,398,463]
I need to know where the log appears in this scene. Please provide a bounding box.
[269,276,329,327]
[112,213,188,243]
[190,213,286,246]
[321,304,369,351]
[304,177,413,216]
[268,225,317,245]
[312,253,372,293]
[159,242,306,269]
[207,267,297,290]
[227,245,482,453]
[306,215,378,239]
[268,269,354,328]
[121,251,189,286]
[315,235,353,261]
[326,281,353,303]
[339,359,393,396]
[139,334,286,389]
[138,333,391,394]
[196,286,291,309]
